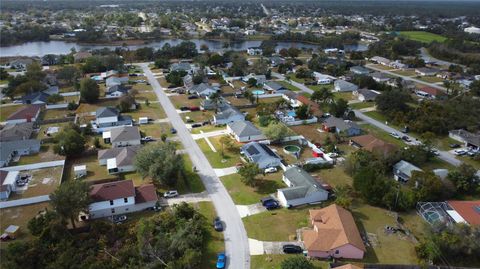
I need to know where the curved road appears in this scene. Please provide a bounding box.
[139,63,250,269]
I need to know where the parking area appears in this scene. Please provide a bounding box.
[7,166,63,201]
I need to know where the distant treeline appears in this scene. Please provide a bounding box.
[271,31,360,49]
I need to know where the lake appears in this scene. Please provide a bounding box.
[0,39,368,57]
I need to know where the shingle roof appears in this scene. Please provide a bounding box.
[356,88,379,100]
[134,184,158,203]
[228,121,263,138]
[303,204,366,252]
[109,126,141,143]
[7,105,43,121]
[190,83,218,95]
[282,166,327,199]
[334,80,358,92]
[98,145,142,166]
[0,122,34,142]
[90,180,135,202]
[215,105,244,121]
[264,81,285,91]
[350,134,396,157]
[0,139,40,162]
[96,107,119,118]
[393,160,423,177]
[323,116,360,132]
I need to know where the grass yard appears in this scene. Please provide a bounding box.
[196,202,225,269]
[225,96,252,106]
[399,31,447,43]
[220,172,284,205]
[158,77,170,88]
[139,122,173,139]
[251,255,329,269]
[196,136,242,168]
[182,110,214,123]
[313,165,353,188]
[64,154,117,182]
[369,64,393,71]
[8,166,63,200]
[220,85,236,94]
[36,122,70,140]
[417,76,444,84]
[42,108,74,120]
[258,97,283,104]
[277,80,302,92]
[333,92,355,101]
[75,99,119,114]
[289,123,331,144]
[420,157,456,171]
[190,125,225,134]
[14,144,64,165]
[309,84,333,92]
[0,104,25,121]
[134,91,157,101]
[349,102,375,110]
[124,103,166,121]
[169,94,202,108]
[456,156,480,170]
[391,70,416,77]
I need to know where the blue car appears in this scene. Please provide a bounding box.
[216,252,226,269]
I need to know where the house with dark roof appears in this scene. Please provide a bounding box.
[334,80,358,92]
[0,139,41,167]
[353,88,379,102]
[302,204,366,259]
[73,51,92,62]
[98,145,141,174]
[393,160,423,182]
[449,129,480,150]
[350,66,371,75]
[242,74,266,85]
[370,72,391,83]
[240,142,282,169]
[350,134,397,158]
[0,122,35,142]
[105,85,130,97]
[88,180,157,219]
[103,126,141,148]
[95,107,133,129]
[227,121,265,142]
[415,87,446,100]
[106,76,128,88]
[170,62,194,74]
[370,56,391,66]
[415,67,440,76]
[263,81,287,93]
[21,92,50,105]
[277,166,329,208]
[322,116,361,137]
[5,105,42,125]
[270,56,286,67]
[213,105,245,125]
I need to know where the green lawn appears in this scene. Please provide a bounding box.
[0,105,25,121]
[333,91,355,101]
[417,76,444,84]
[196,137,241,168]
[276,80,302,92]
[399,31,447,43]
[313,166,353,188]
[391,70,416,77]
[350,102,375,110]
[220,173,284,205]
[190,125,225,134]
[251,255,329,269]
[196,202,225,269]
[124,102,166,121]
[139,122,173,139]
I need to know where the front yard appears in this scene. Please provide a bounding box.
[124,102,167,120]
[169,94,202,109]
[196,136,242,168]
[220,172,284,205]
[182,110,214,123]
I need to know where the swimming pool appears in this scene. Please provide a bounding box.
[287,111,296,117]
[251,90,265,95]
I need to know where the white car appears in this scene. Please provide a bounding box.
[163,190,179,198]
[454,149,467,156]
[390,132,401,139]
[327,152,339,158]
[264,167,278,173]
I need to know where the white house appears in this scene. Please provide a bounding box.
[0,170,20,200]
[103,126,141,148]
[95,107,133,129]
[227,121,266,142]
[282,91,301,108]
[98,145,141,174]
[277,166,329,208]
[334,80,358,92]
[247,47,263,56]
[313,72,335,85]
[88,180,157,219]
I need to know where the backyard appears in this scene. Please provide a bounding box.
[0,104,25,121]
[124,102,167,120]
[251,255,329,269]
[8,166,63,200]
[220,172,284,205]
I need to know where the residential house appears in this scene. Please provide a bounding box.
[73,51,92,62]
[227,121,265,142]
[415,67,439,76]
[95,107,133,129]
[353,88,379,102]
[263,81,287,93]
[322,116,361,137]
[106,76,128,88]
[0,139,41,167]
[415,87,446,100]
[370,56,391,66]
[282,91,301,108]
[393,160,423,182]
[88,180,157,219]
[213,105,245,125]
[0,170,20,200]
[334,80,359,92]
[98,145,141,174]
[277,166,329,208]
[103,126,141,148]
[201,97,228,111]
[370,72,391,83]
[5,105,42,125]
[270,56,286,67]
[313,72,335,85]
[170,62,194,74]
[247,47,263,56]
[303,204,366,259]
[9,58,34,70]
[350,66,371,76]
[242,74,266,85]
[0,122,34,142]
[390,60,407,70]
[183,74,194,89]
[446,200,480,226]
[240,142,282,169]
[189,83,219,97]
[350,134,397,158]
[296,95,322,117]
[105,85,130,97]
[101,70,119,79]
[449,129,480,150]
[21,92,50,104]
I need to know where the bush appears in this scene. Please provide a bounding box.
[302,162,333,172]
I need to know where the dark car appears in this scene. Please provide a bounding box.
[449,143,460,148]
[214,217,223,232]
[402,136,411,142]
[170,128,177,134]
[282,244,303,254]
[187,95,199,99]
[264,199,280,210]
[260,197,276,206]
[191,123,202,128]
[180,106,190,111]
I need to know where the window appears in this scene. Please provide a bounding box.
[335,250,339,254]
[111,208,115,214]
[124,198,128,203]
[109,200,114,205]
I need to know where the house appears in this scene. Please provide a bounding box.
[103,126,141,148]
[9,58,34,70]
[313,72,334,85]
[270,56,286,67]
[415,67,439,76]
[350,134,397,158]
[95,107,133,129]
[296,95,322,117]
[0,170,19,200]
[240,142,282,169]
[415,87,446,100]
[170,62,194,74]
[242,74,266,85]
[0,139,41,167]
[183,74,194,89]
[106,85,129,97]
[98,145,141,174]
[370,56,391,66]
[282,91,301,108]
[390,60,407,69]
[370,72,391,83]
[446,200,480,226]
[73,51,92,62]
[263,81,287,93]
[322,116,361,137]
[449,129,480,150]
[247,47,262,56]
[302,204,366,259]
[101,70,119,79]
[201,97,228,111]
[277,166,329,208]
[5,105,42,125]
[88,180,157,219]
[393,160,423,182]
[106,76,128,88]
[353,88,379,102]
[227,121,265,142]
[334,80,358,92]
[189,83,219,97]
[213,105,245,125]
[350,66,371,75]
[21,92,50,104]
[0,122,35,142]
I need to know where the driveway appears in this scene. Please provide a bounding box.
[248,238,304,255]
[160,192,211,206]
[236,203,267,218]
[140,63,250,269]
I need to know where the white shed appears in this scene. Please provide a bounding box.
[138,117,149,125]
[74,165,87,179]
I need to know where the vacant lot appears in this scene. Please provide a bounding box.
[313,165,353,188]
[0,202,50,244]
[169,94,202,108]
[225,96,252,106]
[9,166,63,200]
[182,110,214,123]
[0,104,25,121]
[289,123,331,144]
[221,172,284,205]
[124,102,166,120]
[139,122,173,139]
[399,31,447,43]
[196,135,241,168]
[75,99,119,114]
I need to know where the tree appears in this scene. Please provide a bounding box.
[53,128,86,156]
[57,66,80,86]
[79,78,99,103]
[166,70,187,87]
[353,168,391,206]
[329,98,349,117]
[192,74,204,84]
[49,180,91,228]
[264,121,290,141]
[287,47,301,59]
[0,67,10,80]
[118,94,136,112]
[207,53,224,66]
[25,62,46,81]
[447,163,479,193]
[247,78,257,87]
[208,92,222,112]
[295,104,310,120]
[47,93,64,104]
[219,135,234,157]
[310,87,333,104]
[375,89,410,114]
[134,142,184,187]
[154,58,170,69]
[281,256,314,269]
[334,185,353,209]
[238,163,261,187]
[279,48,289,58]
[470,79,480,97]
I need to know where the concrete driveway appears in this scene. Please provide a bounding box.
[249,238,304,255]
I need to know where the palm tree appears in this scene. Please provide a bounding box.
[209,92,222,113]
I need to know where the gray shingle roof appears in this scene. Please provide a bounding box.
[264,81,285,91]
[0,122,34,142]
[96,107,119,118]
[98,145,141,166]
[110,126,141,143]
[0,139,40,162]
[282,166,327,199]
[393,160,423,177]
[334,80,358,92]
[215,105,244,121]
[323,116,360,132]
[228,121,264,138]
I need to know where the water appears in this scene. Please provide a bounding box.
[0,39,368,57]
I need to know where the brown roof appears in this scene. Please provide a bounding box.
[303,204,366,252]
[420,87,444,96]
[7,105,43,121]
[135,184,158,203]
[350,134,397,157]
[448,200,480,226]
[296,95,323,116]
[0,171,9,192]
[90,180,135,202]
[334,264,362,269]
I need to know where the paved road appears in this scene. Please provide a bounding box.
[365,63,446,91]
[272,72,314,94]
[140,63,250,269]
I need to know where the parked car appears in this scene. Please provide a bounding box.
[112,215,127,224]
[430,149,440,156]
[189,106,200,111]
[141,136,154,142]
[282,244,303,254]
[214,217,223,232]
[216,253,226,269]
[264,167,277,173]
[260,197,280,210]
[402,136,411,142]
[454,149,467,156]
[163,190,179,198]
[401,126,409,133]
[180,106,190,111]
[170,128,177,134]
[187,95,199,99]
[191,123,202,128]
[390,132,400,139]
[0,234,14,241]
[449,143,460,148]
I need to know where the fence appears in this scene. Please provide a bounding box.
[45,103,69,109]
[282,117,318,126]
[38,116,75,125]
